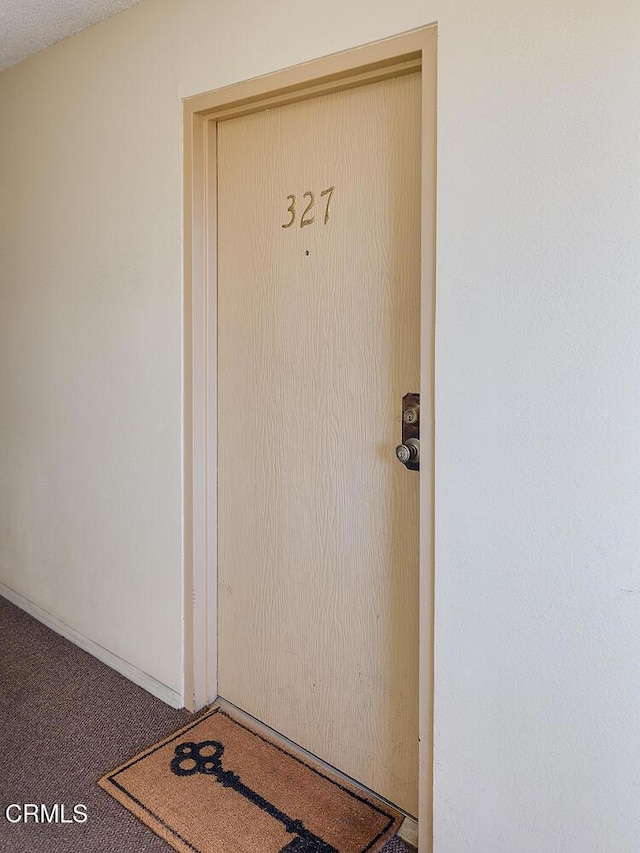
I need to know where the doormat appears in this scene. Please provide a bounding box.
[98,706,403,853]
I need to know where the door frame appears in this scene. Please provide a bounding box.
[182,25,437,850]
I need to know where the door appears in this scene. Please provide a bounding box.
[216,72,421,815]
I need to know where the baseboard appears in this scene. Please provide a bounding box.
[0,582,183,709]
[216,697,419,847]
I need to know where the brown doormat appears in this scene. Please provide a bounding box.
[98,706,403,853]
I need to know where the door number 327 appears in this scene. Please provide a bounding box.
[281,186,335,229]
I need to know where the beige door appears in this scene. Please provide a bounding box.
[216,72,421,815]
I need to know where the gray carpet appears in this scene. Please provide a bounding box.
[0,596,414,852]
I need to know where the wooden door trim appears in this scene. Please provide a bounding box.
[183,25,437,850]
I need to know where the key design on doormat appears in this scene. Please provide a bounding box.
[171,740,338,853]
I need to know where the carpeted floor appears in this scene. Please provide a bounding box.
[0,596,414,852]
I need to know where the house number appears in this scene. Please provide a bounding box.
[281,186,335,229]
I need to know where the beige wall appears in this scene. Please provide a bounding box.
[1,0,639,850]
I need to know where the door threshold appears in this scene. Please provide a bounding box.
[397,815,418,848]
[214,696,418,846]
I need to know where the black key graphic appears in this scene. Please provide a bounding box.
[170,740,339,853]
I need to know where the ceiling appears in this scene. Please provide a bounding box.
[0,0,141,72]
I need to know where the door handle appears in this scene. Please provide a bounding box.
[396,392,420,470]
[396,438,420,466]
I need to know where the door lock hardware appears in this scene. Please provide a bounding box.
[396,438,420,466]
[403,405,420,425]
[396,392,420,470]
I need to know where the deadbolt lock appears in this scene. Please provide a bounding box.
[396,392,420,471]
[403,405,420,425]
